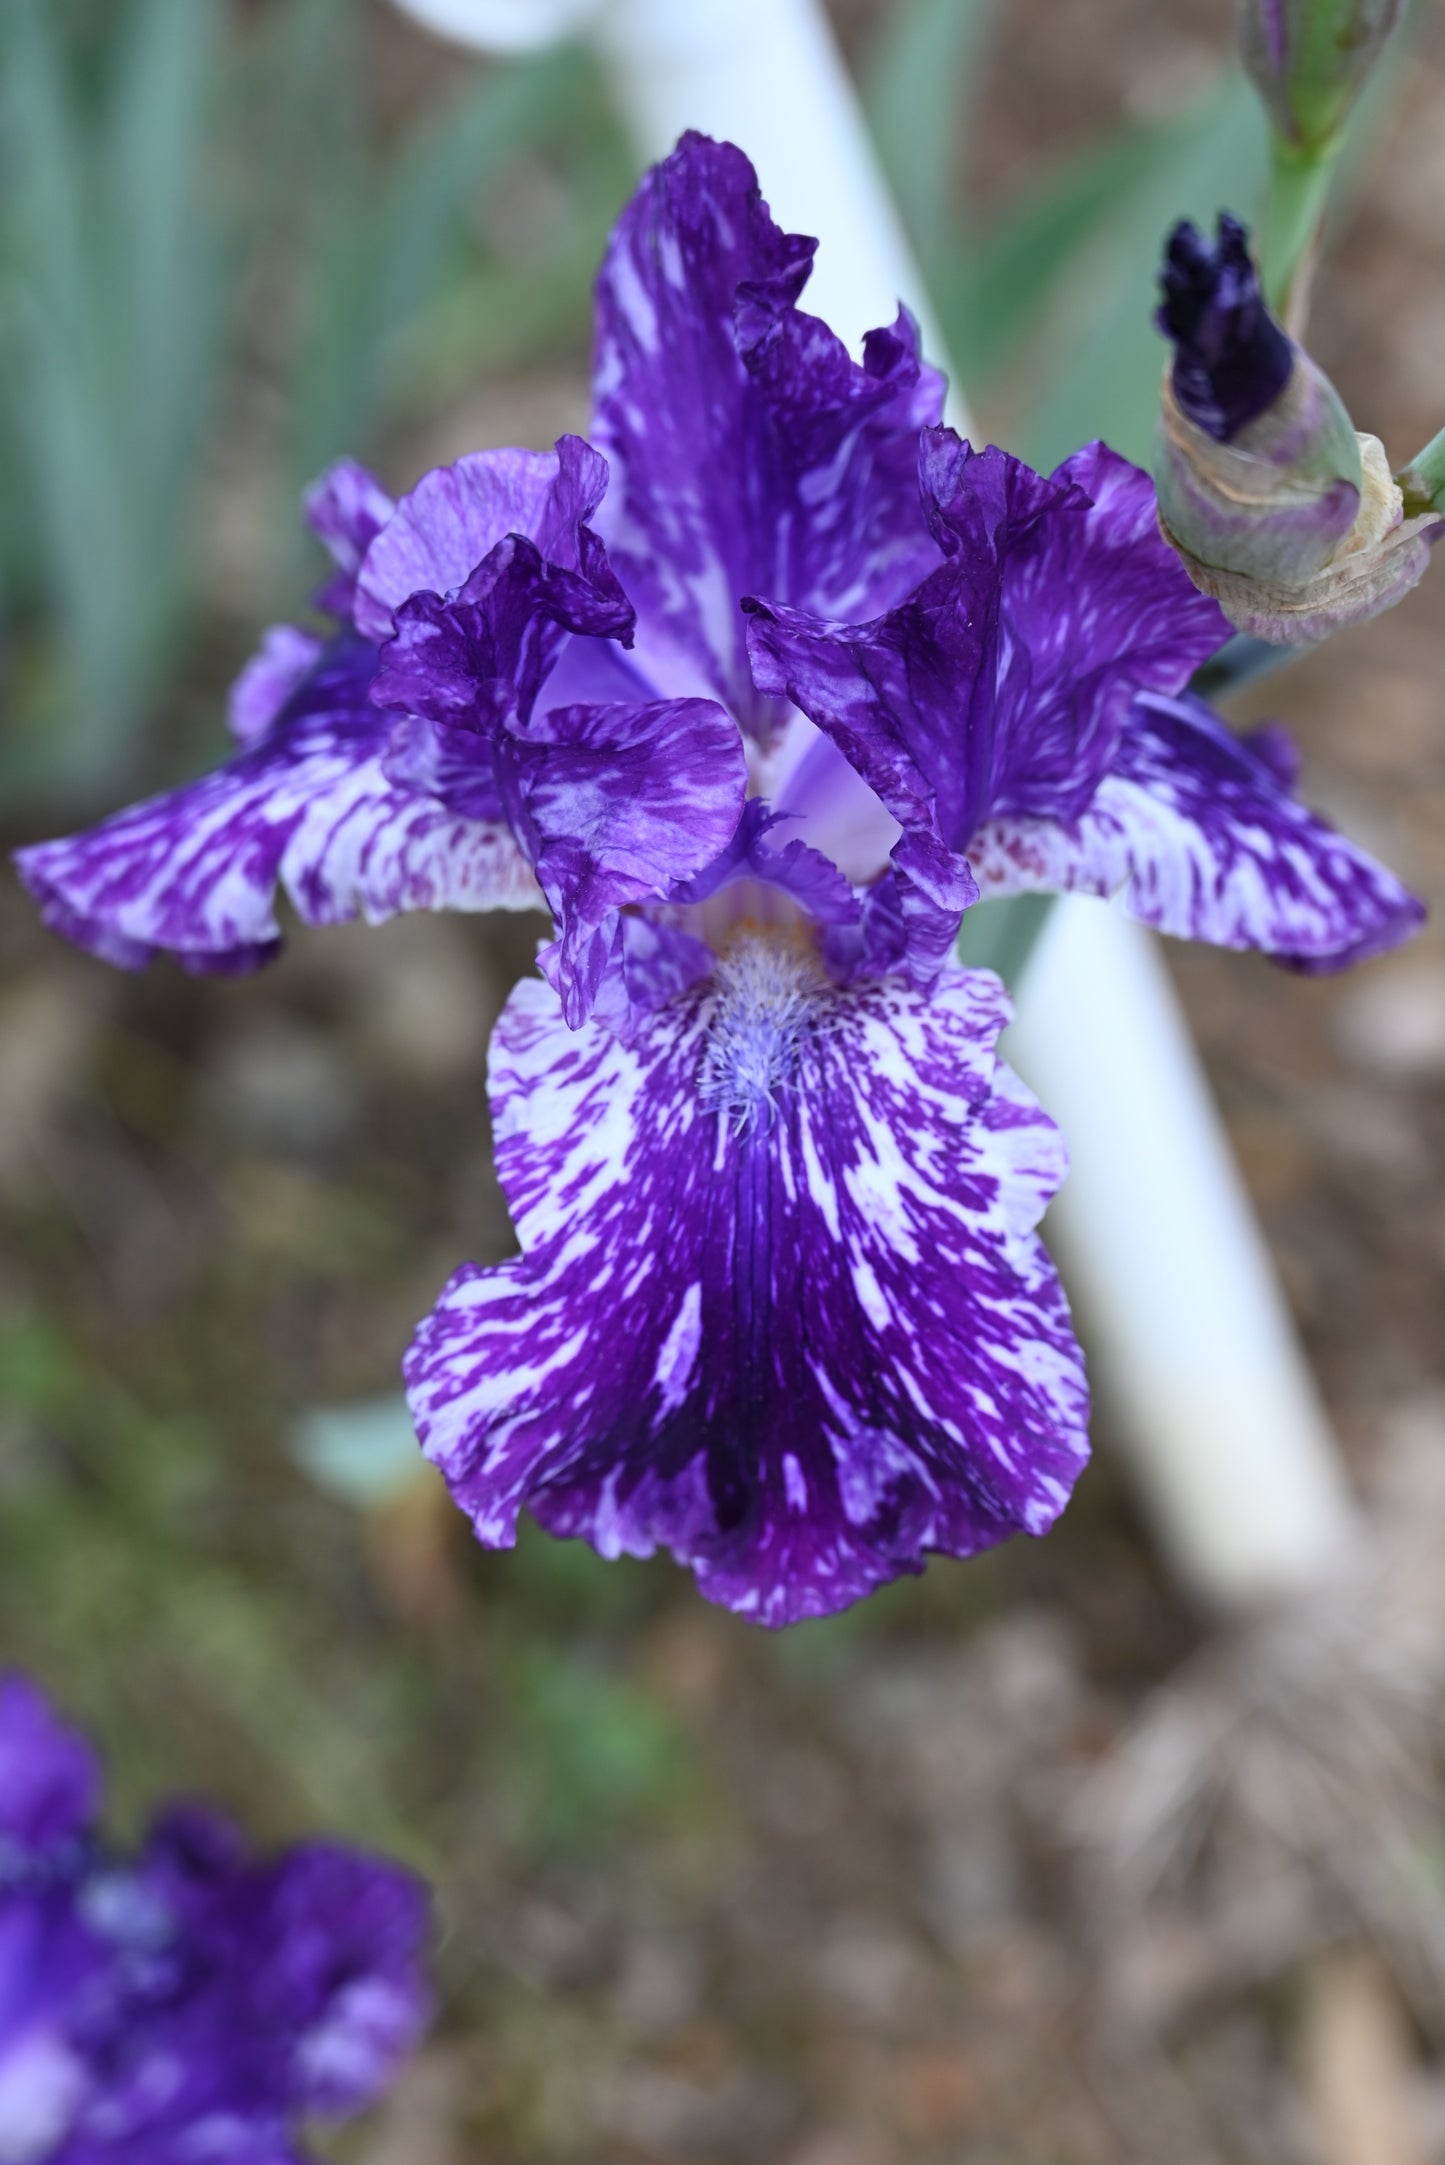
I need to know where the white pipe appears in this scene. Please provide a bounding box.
[385,0,1360,1605]
[385,0,601,52]
[1005,902,1356,1602]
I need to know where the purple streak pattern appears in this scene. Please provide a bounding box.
[746,434,1229,886]
[18,703,540,976]
[406,958,1087,1626]
[304,457,396,622]
[516,695,748,1026]
[968,690,1424,968]
[592,132,944,731]
[747,429,1420,971]
[353,436,617,643]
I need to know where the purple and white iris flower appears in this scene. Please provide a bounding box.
[15,133,1424,1623]
[16,436,746,1022]
[0,1673,429,2164]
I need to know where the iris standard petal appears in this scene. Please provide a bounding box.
[405,956,1088,1626]
[746,436,1230,892]
[592,132,945,731]
[226,625,326,748]
[303,456,396,622]
[369,531,635,737]
[352,435,612,643]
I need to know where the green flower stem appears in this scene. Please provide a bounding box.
[1191,631,1296,700]
[1397,422,1445,516]
[1259,135,1337,324]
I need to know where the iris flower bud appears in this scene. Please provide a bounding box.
[1237,0,1403,155]
[1153,215,1438,645]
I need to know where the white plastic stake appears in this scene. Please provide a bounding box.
[385,0,1361,1604]
[383,0,600,51]
[1006,901,1356,1602]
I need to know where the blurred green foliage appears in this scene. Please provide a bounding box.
[0,1295,702,1878]
[864,0,1271,471]
[0,0,225,803]
[0,0,628,811]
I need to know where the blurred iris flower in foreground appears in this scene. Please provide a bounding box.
[17,135,1423,1624]
[0,1674,429,2164]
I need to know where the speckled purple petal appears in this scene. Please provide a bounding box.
[0,1682,430,2165]
[227,625,326,748]
[370,532,634,739]
[16,698,539,975]
[746,588,975,911]
[304,457,396,621]
[746,433,1227,907]
[968,690,1425,967]
[380,716,503,823]
[406,958,1088,1626]
[353,436,612,642]
[0,1678,99,1858]
[64,1807,427,2159]
[516,696,748,1026]
[942,435,1234,777]
[592,133,944,733]
[582,916,717,1038]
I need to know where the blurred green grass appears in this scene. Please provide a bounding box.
[0,0,629,809]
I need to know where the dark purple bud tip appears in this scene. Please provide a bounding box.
[1156,213,1294,442]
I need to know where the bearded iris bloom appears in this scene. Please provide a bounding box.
[0,1675,428,2164]
[15,134,1424,1624]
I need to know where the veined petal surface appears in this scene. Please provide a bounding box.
[227,625,326,748]
[406,957,1088,1625]
[369,532,634,739]
[514,695,748,1026]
